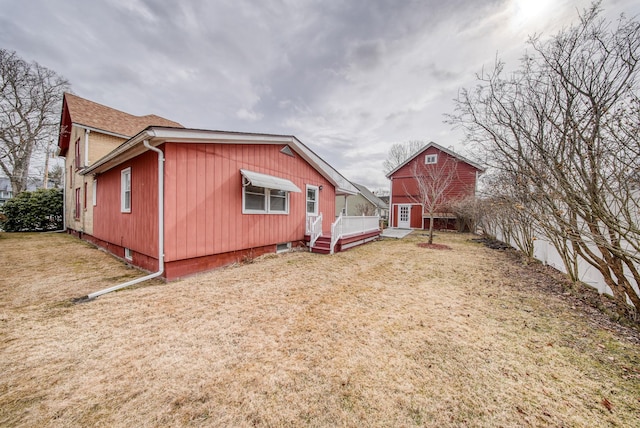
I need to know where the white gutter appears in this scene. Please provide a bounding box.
[85,140,164,300]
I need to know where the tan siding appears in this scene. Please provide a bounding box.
[63,126,126,235]
[88,133,126,164]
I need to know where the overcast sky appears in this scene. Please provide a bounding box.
[1,0,638,191]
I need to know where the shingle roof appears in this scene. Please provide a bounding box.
[64,92,183,137]
[352,182,388,209]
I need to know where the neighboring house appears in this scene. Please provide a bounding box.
[336,182,388,219]
[0,177,56,205]
[0,177,13,206]
[386,142,484,230]
[57,93,183,237]
[57,94,377,280]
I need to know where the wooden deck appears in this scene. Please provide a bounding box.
[305,229,381,254]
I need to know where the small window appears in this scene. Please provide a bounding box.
[124,248,133,261]
[242,185,289,214]
[276,242,291,253]
[69,165,73,188]
[92,179,97,206]
[306,185,318,215]
[425,154,438,164]
[74,188,80,219]
[74,138,81,169]
[83,182,87,210]
[121,167,131,213]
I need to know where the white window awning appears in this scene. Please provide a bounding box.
[240,169,302,193]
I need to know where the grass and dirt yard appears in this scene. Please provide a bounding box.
[0,231,638,427]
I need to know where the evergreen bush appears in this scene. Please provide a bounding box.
[0,188,63,231]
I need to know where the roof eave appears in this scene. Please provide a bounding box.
[385,141,485,178]
[83,127,360,196]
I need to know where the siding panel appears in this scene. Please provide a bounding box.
[93,151,158,261]
[164,142,333,262]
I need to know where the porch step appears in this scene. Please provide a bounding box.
[311,236,332,254]
[306,230,381,254]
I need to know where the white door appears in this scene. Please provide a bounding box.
[306,185,319,233]
[398,205,411,228]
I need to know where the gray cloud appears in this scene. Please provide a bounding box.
[1,0,638,189]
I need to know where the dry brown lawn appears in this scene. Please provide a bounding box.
[1,231,639,427]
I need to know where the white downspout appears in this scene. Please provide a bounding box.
[84,129,90,167]
[85,140,164,300]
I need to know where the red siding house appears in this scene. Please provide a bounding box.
[81,127,364,279]
[57,95,375,280]
[386,142,484,230]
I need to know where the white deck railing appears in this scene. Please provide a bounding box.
[330,214,380,254]
[307,213,323,250]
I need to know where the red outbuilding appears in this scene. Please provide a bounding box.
[386,142,484,230]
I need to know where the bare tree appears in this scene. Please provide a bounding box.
[47,164,64,189]
[0,49,69,194]
[404,157,459,244]
[383,140,426,173]
[354,202,376,216]
[449,3,640,317]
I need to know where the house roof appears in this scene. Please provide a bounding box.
[63,93,183,136]
[385,141,484,178]
[352,183,388,209]
[82,127,359,195]
[57,93,183,156]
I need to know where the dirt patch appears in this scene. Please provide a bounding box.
[416,242,451,250]
[1,231,639,427]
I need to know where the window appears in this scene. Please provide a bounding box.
[83,182,87,210]
[121,167,131,213]
[270,189,287,212]
[74,138,81,169]
[242,185,289,214]
[74,188,80,219]
[276,242,291,253]
[69,166,73,188]
[240,169,299,214]
[92,179,97,206]
[124,248,133,261]
[306,185,318,215]
[425,154,438,164]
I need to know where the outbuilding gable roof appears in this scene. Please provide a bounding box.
[385,141,484,178]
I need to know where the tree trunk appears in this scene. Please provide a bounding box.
[428,215,435,244]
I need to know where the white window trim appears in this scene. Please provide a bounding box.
[92,179,97,206]
[242,184,290,215]
[306,185,319,216]
[121,167,131,213]
[425,154,438,164]
[124,248,133,261]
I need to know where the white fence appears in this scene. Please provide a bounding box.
[494,229,639,299]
